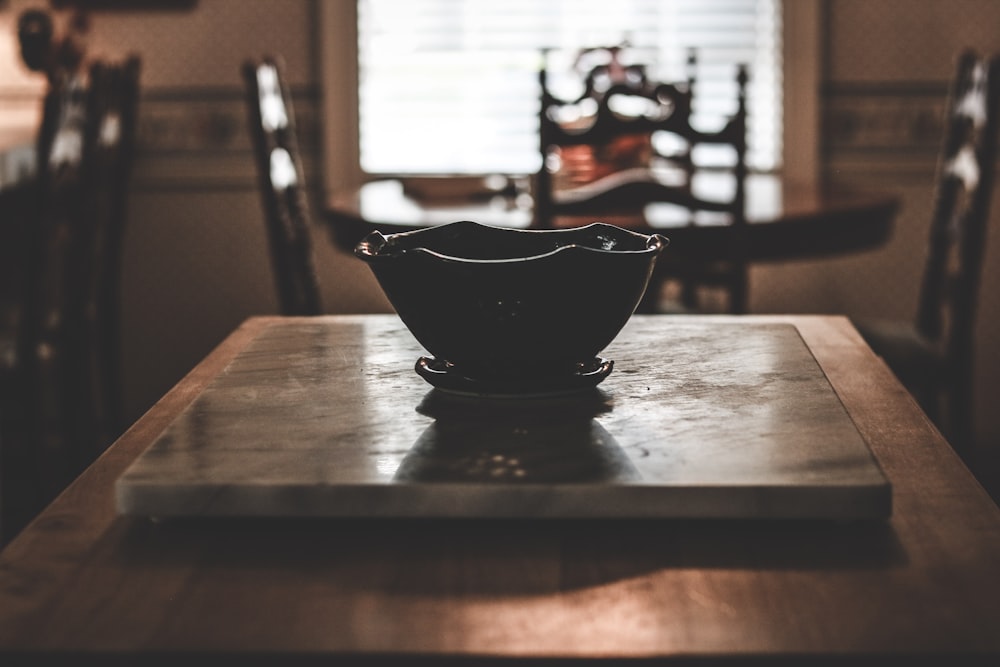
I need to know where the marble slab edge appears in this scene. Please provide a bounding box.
[116,480,892,521]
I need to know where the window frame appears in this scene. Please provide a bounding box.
[319,0,818,195]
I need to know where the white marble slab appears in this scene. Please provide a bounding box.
[116,317,891,520]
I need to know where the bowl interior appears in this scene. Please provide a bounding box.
[372,221,659,262]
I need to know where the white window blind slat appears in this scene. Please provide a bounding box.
[358,0,781,175]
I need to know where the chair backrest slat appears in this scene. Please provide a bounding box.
[916,51,1000,352]
[535,48,749,313]
[242,56,322,317]
[14,54,141,487]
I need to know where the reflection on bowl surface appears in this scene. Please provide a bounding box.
[355,221,668,388]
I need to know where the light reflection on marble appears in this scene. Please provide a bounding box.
[395,390,640,484]
[115,316,891,520]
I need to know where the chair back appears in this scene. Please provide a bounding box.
[14,55,140,495]
[916,50,1000,434]
[535,50,750,312]
[242,56,322,316]
[89,57,141,442]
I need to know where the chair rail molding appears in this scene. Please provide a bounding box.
[125,86,321,192]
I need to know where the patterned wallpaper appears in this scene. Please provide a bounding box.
[818,0,1000,453]
[75,0,320,179]
[823,0,1000,164]
[0,0,320,185]
[51,0,313,86]
[827,0,1000,82]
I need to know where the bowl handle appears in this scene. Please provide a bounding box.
[354,230,389,261]
[647,234,670,254]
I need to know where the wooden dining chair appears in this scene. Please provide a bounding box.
[1,54,141,542]
[535,50,750,313]
[855,50,1000,458]
[242,55,323,316]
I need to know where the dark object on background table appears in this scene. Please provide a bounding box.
[16,10,54,73]
[17,8,91,85]
[242,55,323,316]
[1,55,141,544]
[355,221,667,395]
[855,50,1000,458]
[535,49,749,313]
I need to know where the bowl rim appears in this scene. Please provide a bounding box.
[355,220,668,265]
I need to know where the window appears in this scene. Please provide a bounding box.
[354,0,781,176]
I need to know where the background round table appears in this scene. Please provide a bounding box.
[323,174,899,263]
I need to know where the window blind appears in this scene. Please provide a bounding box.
[357,0,781,175]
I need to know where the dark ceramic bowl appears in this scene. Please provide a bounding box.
[355,221,668,394]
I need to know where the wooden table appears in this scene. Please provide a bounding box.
[324,174,900,262]
[2,314,998,664]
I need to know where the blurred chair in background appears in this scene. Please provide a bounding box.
[1,30,141,543]
[535,48,749,313]
[87,57,142,446]
[855,50,1000,460]
[242,55,323,316]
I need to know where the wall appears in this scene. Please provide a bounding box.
[1,0,997,464]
